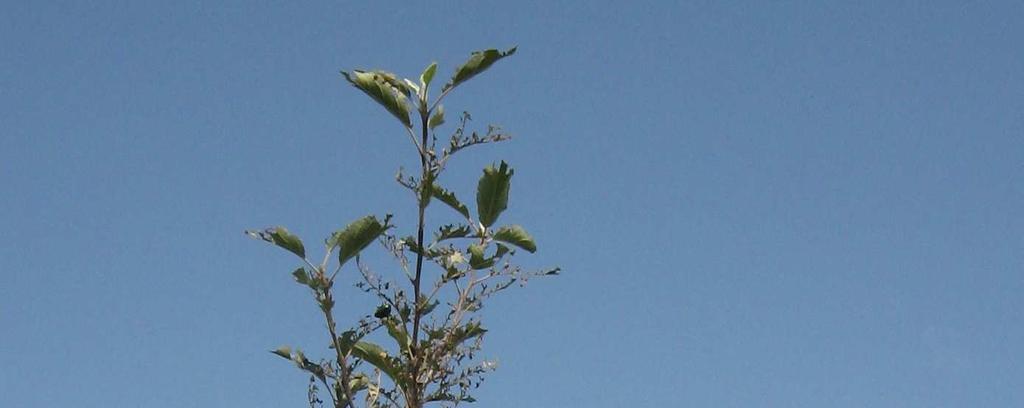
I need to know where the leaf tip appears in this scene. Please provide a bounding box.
[271,346,292,360]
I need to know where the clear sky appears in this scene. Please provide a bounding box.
[2,1,1022,407]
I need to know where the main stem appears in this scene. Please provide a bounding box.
[323,290,356,408]
[408,111,430,408]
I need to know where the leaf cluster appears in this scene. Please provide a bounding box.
[248,47,556,408]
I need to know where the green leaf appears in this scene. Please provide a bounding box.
[342,70,413,128]
[443,265,464,281]
[426,392,457,403]
[442,47,517,92]
[493,242,511,259]
[383,317,411,357]
[435,224,472,242]
[429,105,445,129]
[420,173,434,209]
[476,161,514,228]
[292,268,311,286]
[426,392,478,403]
[246,227,306,259]
[334,330,358,356]
[368,70,415,96]
[492,225,536,253]
[431,183,470,219]
[419,296,440,316]
[271,346,292,360]
[351,341,404,390]
[420,62,437,88]
[468,244,493,270]
[289,349,326,381]
[349,373,371,392]
[443,321,487,352]
[460,321,487,341]
[402,78,420,94]
[402,236,441,259]
[330,215,389,268]
[291,349,307,365]
[401,235,424,256]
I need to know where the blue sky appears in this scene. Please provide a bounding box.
[2,1,1022,406]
